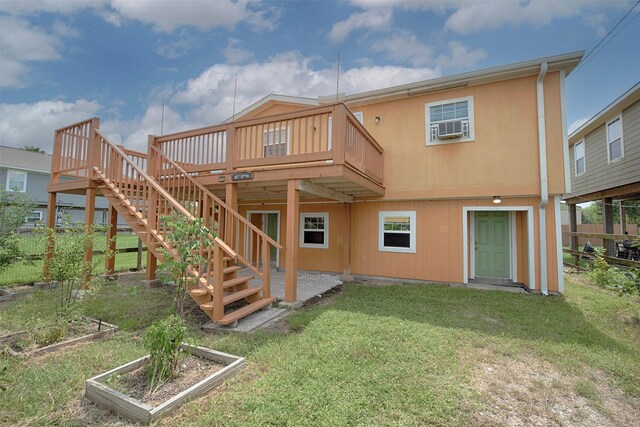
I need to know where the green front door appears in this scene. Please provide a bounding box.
[474,211,510,279]
[265,213,279,260]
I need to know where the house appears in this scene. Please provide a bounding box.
[0,145,126,228]
[46,52,583,325]
[560,203,581,227]
[564,83,640,255]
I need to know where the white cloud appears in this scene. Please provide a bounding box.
[52,20,80,38]
[109,0,276,32]
[435,41,486,69]
[0,16,62,88]
[569,117,589,134]
[222,38,254,64]
[372,31,433,66]
[328,8,392,42]
[156,31,201,59]
[0,100,102,152]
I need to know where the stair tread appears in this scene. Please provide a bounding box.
[222,286,261,305]
[223,275,253,289]
[217,297,277,325]
[190,288,210,297]
[201,265,242,278]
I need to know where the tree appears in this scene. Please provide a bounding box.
[0,190,35,271]
[23,146,46,154]
[581,200,640,226]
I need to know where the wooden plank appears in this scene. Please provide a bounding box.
[298,179,354,203]
[562,248,640,268]
[564,231,639,240]
[564,182,640,204]
[285,179,299,302]
[233,151,332,168]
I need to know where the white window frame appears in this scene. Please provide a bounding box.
[6,169,27,192]
[25,210,42,223]
[300,212,329,249]
[425,96,475,146]
[378,211,416,253]
[606,115,624,163]
[574,140,586,176]
[263,126,289,157]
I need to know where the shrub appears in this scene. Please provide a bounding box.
[142,315,186,393]
[0,190,35,271]
[589,248,640,296]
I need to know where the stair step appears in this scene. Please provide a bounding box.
[222,286,261,305]
[201,265,242,279]
[190,288,210,297]
[223,275,253,290]
[217,297,277,326]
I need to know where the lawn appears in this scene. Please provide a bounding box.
[0,273,638,426]
[0,232,146,287]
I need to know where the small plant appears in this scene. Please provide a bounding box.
[0,189,35,272]
[589,248,640,296]
[142,314,186,393]
[159,212,215,317]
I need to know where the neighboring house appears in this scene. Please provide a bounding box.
[0,145,126,228]
[560,203,581,226]
[564,83,640,254]
[47,51,582,325]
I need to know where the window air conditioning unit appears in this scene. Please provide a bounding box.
[437,120,464,139]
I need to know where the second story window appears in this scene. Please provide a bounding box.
[263,127,288,157]
[606,116,623,163]
[425,96,474,145]
[6,169,27,192]
[575,141,585,176]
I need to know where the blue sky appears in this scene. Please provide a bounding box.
[1,0,639,153]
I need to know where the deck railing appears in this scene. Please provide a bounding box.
[152,103,383,184]
[51,118,98,182]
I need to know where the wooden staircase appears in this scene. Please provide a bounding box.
[92,129,280,326]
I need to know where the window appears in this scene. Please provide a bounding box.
[379,211,416,253]
[300,213,328,248]
[6,170,27,192]
[606,116,624,162]
[25,210,42,223]
[263,127,288,157]
[574,140,585,176]
[425,96,474,145]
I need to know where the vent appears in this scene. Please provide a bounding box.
[431,119,469,141]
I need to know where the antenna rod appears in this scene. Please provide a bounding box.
[336,51,340,102]
[160,99,165,136]
[232,73,238,122]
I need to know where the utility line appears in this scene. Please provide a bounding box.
[570,0,640,77]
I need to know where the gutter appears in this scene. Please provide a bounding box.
[537,62,549,295]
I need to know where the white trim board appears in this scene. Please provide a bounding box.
[462,206,535,291]
[469,210,517,282]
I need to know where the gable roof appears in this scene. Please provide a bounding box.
[223,94,319,123]
[568,81,640,145]
[0,145,52,174]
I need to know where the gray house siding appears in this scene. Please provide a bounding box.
[569,99,640,198]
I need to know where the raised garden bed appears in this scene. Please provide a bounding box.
[0,317,118,357]
[86,344,245,424]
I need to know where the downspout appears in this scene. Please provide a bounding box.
[537,62,548,295]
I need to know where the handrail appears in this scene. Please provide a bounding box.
[214,237,238,259]
[150,144,282,250]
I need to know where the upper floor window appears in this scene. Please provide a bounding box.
[606,116,624,163]
[263,127,288,157]
[378,211,416,253]
[574,141,585,176]
[300,213,328,248]
[6,169,27,192]
[425,96,474,145]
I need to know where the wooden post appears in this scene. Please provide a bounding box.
[262,239,270,299]
[146,135,158,281]
[137,238,143,271]
[568,203,579,267]
[225,183,238,247]
[285,179,299,302]
[620,202,627,235]
[87,117,101,179]
[44,192,57,280]
[331,104,346,165]
[342,202,352,279]
[51,130,62,184]
[603,197,615,256]
[213,243,224,321]
[226,123,236,174]
[84,186,97,285]
[105,204,117,274]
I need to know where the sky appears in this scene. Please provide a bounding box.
[0,0,639,154]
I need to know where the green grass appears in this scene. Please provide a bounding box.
[0,275,638,426]
[0,232,146,287]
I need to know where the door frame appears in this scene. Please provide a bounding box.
[463,206,534,290]
[469,211,517,281]
[246,210,281,268]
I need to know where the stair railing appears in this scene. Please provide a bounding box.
[148,144,282,301]
[94,129,237,320]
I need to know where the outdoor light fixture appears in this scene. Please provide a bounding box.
[493,196,502,204]
[375,116,381,124]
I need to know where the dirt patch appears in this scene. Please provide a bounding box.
[105,355,224,407]
[467,349,640,426]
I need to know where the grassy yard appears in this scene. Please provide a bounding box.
[0,232,145,287]
[0,273,638,426]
